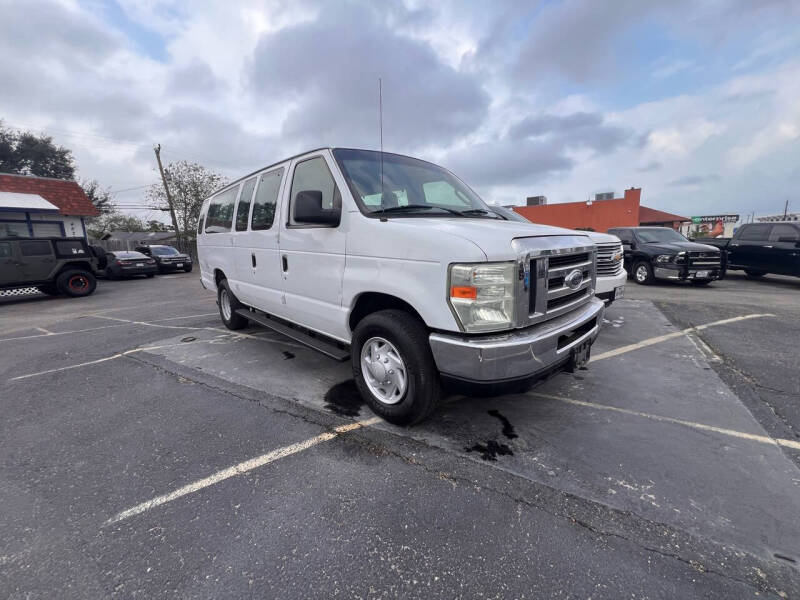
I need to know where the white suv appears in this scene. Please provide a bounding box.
[198,148,604,424]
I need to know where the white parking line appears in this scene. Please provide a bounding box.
[0,313,221,344]
[590,313,774,363]
[105,416,381,525]
[529,391,800,451]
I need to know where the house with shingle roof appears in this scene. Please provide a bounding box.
[0,173,98,239]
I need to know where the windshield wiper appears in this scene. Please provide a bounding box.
[379,204,465,216]
[457,208,499,218]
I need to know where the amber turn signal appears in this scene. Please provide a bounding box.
[450,285,477,299]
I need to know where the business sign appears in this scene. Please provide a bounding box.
[691,215,739,224]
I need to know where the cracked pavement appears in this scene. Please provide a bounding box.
[1,272,799,598]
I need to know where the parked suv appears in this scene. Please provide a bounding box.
[489,206,626,305]
[0,237,98,297]
[134,245,193,273]
[198,148,605,425]
[699,222,800,279]
[608,226,722,285]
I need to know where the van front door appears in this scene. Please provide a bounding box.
[279,153,347,340]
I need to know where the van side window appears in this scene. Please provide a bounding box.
[20,240,52,256]
[205,185,239,233]
[738,224,771,241]
[289,157,340,225]
[197,208,206,235]
[0,242,11,258]
[235,177,257,232]
[251,169,283,231]
[770,224,799,242]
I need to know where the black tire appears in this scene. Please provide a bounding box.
[217,279,248,330]
[37,284,60,296]
[352,309,441,426]
[184,264,193,273]
[691,279,712,286]
[56,269,96,297]
[745,270,766,279]
[632,261,655,285]
[146,273,155,278]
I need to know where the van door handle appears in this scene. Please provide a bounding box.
[251,253,257,268]
[282,255,288,272]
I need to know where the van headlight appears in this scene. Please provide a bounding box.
[448,262,515,332]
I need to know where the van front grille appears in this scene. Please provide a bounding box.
[529,248,595,316]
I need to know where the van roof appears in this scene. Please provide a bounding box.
[206,147,446,201]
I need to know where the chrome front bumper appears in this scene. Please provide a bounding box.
[653,266,721,280]
[429,298,605,383]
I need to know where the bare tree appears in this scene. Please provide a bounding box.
[146,160,226,238]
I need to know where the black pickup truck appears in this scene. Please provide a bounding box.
[699,222,800,279]
[607,226,723,285]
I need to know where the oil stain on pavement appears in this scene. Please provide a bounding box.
[324,379,364,417]
[487,409,518,439]
[465,440,514,462]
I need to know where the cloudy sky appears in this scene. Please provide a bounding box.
[2,0,799,220]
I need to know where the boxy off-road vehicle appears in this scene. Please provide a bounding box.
[0,237,98,297]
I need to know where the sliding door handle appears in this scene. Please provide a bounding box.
[251,253,257,268]
[282,255,288,272]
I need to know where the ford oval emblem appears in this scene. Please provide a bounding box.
[565,269,583,290]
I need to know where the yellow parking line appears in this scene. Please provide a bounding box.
[591,313,775,362]
[105,416,381,525]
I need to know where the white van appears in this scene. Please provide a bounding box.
[198,148,604,424]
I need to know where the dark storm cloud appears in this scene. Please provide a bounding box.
[248,3,489,150]
[443,138,573,188]
[509,112,631,152]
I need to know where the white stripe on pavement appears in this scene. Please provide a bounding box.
[105,417,381,525]
[529,391,800,451]
[590,313,774,363]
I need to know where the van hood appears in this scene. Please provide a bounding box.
[391,217,592,260]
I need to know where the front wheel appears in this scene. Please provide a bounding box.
[633,261,655,285]
[56,270,97,297]
[352,309,441,425]
[217,280,248,330]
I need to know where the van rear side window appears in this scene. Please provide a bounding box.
[251,169,283,231]
[205,186,239,233]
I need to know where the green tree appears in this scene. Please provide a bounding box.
[0,121,75,179]
[80,179,114,215]
[147,160,226,238]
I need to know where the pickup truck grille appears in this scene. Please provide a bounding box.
[688,251,721,269]
[596,242,623,276]
[530,250,595,316]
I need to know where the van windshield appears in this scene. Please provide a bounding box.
[333,148,498,218]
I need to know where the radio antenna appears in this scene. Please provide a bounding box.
[379,77,384,202]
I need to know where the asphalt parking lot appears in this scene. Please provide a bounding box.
[1,271,799,598]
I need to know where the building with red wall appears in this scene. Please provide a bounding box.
[513,188,688,232]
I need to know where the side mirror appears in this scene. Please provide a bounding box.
[294,190,340,226]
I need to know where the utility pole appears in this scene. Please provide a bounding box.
[783,199,789,219]
[154,144,181,239]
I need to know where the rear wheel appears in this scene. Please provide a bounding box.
[745,270,766,279]
[217,280,248,330]
[633,261,654,285]
[352,309,441,425]
[56,269,96,297]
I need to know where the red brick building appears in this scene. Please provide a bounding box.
[0,173,98,239]
[513,188,689,232]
